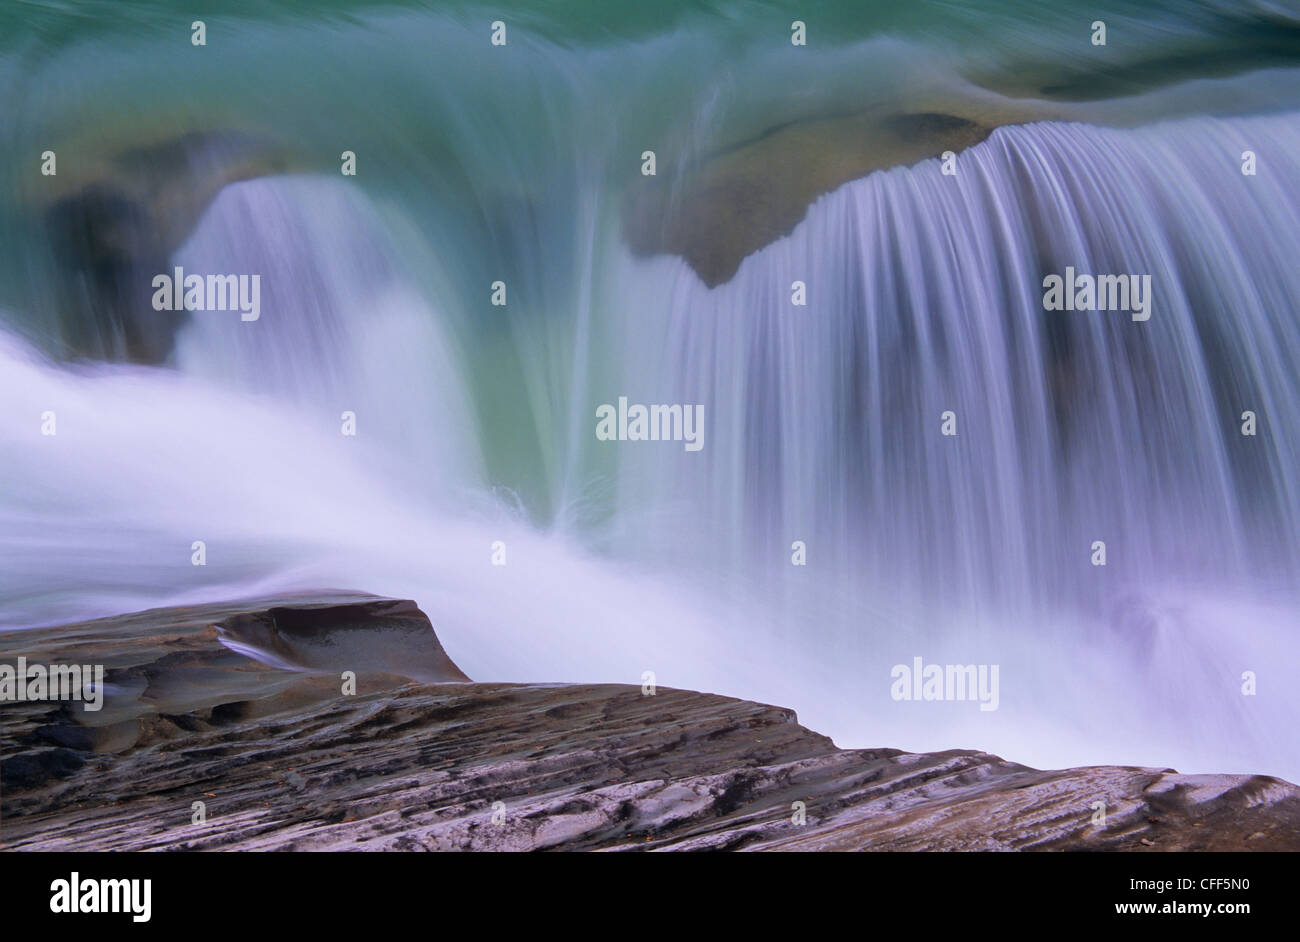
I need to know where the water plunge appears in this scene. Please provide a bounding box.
[2,102,1297,780]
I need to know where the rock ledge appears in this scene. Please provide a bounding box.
[2,595,1296,851]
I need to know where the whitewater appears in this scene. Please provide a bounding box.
[2,107,1297,782]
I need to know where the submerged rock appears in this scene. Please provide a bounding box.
[620,56,1299,289]
[623,107,1000,287]
[1,595,1297,851]
[31,128,292,363]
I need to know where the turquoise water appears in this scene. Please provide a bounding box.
[4,0,1297,507]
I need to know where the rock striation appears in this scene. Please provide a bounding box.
[2,595,1297,851]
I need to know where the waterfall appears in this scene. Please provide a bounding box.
[607,113,1300,620]
[1,13,1297,781]
[593,112,1300,779]
[0,174,765,731]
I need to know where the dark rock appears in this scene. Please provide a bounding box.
[1,748,86,789]
[2,595,1297,851]
[218,598,469,684]
[33,129,292,363]
[622,108,995,287]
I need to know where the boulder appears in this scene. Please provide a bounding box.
[32,128,292,362]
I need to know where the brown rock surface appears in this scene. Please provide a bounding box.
[623,108,998,288]
[2,596,1297,851]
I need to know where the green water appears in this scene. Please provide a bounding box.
[2,0,1298,515]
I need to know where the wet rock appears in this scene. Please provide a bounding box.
[33,129,292,363]
[218,598,470,684]
[1,748,85,789]
[2,595,1297,851]
[622,108,996,287]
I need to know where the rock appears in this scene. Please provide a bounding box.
[622,103,1024,287]
[0,748,86,789]
[217,597,470,684]
[2,595,1297,851]
[619,49,1300,289]
[30,128,293,363]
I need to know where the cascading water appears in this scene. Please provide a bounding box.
[610,113,1300,609]
[1,0,1298,783]
[598,111,1300,779]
